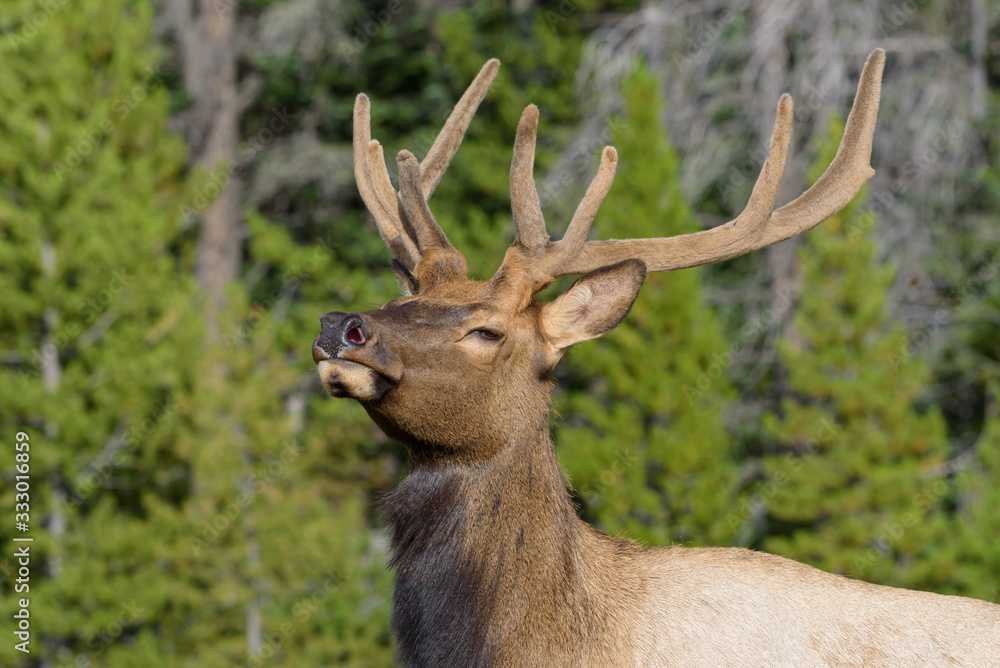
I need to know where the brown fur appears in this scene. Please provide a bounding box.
[314,49,1000,666]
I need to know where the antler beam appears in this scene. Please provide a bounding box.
[552,48,885,278]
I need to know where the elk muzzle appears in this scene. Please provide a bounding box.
[313,311,400,401]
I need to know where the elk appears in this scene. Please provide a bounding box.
[313,50,1000,667]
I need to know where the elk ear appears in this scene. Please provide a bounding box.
[539,259,646,352]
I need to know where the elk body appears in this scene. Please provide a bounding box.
[313,51,1000,667]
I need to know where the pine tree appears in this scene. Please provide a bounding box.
[759,116,952,590]
[952,388,1000,604]
[554,65,740,546]
[0,1,204,665]
[0,1,396,665]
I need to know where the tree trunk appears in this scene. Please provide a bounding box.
[970,0,987,119]
[169,0,241,341]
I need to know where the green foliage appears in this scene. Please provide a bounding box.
[0,1,395,665]
[758,116,952,590]
[0,1,204,665]
[953,388,1000,604]
[555,65,740,546]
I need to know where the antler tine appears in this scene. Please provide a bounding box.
[554,48,885,277]
[510,105,549,250]
[421,59,500,199]
[397,150,452,251]
[497,124,618,292]
[368,139,420,268]
[769,48,884,228]
[354,94,420,271]
[726,93,793,233]
[544,146,618,271]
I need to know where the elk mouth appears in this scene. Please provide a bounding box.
[316,357,393,401]
[313,343,395,401]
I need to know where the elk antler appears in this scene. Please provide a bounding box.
[353,59,500,275]
[496,48,885,290]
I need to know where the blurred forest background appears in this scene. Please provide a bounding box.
[0,0,998,665]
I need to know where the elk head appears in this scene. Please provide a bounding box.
[314,52,885,466]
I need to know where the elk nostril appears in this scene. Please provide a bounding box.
[345,326,366,346]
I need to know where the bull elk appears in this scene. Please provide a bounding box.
[313,50,1000,666]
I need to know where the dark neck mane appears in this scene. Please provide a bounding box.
[380,428,621,667]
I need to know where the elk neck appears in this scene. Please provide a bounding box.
[379,406,643,665]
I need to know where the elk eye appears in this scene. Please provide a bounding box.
[470,328,502,341]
